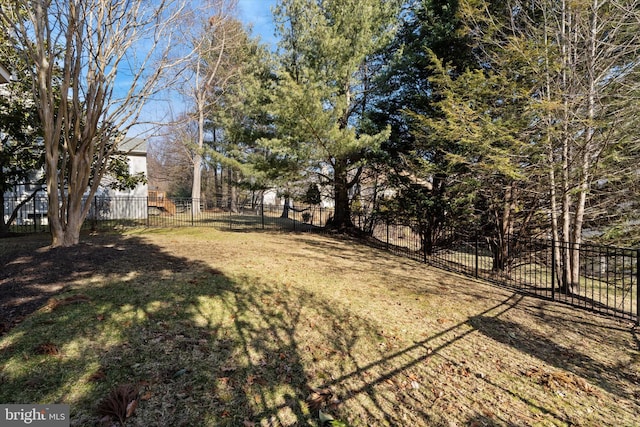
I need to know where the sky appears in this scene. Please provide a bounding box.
[131,0,279,137]
[237,0,279,48]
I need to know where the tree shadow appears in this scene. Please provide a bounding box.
[0,232,188,334]
[0,232,318,425]
[469,314,638,402]
[0,231,404,425]
[1,231,638,426]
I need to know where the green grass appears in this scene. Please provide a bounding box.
[1,228,639,426]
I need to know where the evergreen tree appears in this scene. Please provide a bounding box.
[268,0,400,230]
[367,0,478,247]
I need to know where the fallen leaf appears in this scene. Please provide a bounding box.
[125,399,137,418]
[307,388,334,411]
[318,410,334,423]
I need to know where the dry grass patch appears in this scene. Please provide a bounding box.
[0,228,638,426]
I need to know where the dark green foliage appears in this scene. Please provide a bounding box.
[104,155,147,192]
[302,183,322,206]
[0,37,45,232]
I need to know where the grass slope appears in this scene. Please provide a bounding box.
[0,228,638,426]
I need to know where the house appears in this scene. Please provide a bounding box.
[92,137,149,221]
[100,137,148,198]
[4,137,149,226]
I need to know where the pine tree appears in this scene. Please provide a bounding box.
[268,0,400,230]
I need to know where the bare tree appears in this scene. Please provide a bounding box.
[544,0,640,291]
[461,0,640,292]
[170,0,250,215]
[1,0,186,247]
[147,123,194,198]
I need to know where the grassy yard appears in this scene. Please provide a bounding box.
[0,228,638,426]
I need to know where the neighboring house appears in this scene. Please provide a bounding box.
[4,137,149,225]
[92,137,149,221]
[99,137,148,198]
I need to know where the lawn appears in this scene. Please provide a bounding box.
[0,228,638,426]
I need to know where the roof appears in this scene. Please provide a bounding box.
[0,64,12,84]
[118,137,147,155]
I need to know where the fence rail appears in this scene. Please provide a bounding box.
[3,194,637,324]
[373,221,638,323]
[2,195,333,233]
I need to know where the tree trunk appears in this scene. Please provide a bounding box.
[329,158,354,230]
[280,195,290,218]
[214,165,221,207]
[227,168,237,213]
[192,91,206,216]
[192,152,202,216]
[0,194,7,234]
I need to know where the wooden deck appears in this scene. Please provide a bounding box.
[148,190,176,215]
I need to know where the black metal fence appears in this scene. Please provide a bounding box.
[371,220,638,324]
[3,194,638,324]
[2,195,334,233]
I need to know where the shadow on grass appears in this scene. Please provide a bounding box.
[469,314,639,403]
[0,232,319,425]
[0,231,427,426]
[1,230,638,426]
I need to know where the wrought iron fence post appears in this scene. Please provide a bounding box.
[422,233,427,264]
[191,199,194,226]
[551,238,556,301]
[33,197,37,232]
[261,195,265,230]
[385,219,389,250]
[475,234,479,279]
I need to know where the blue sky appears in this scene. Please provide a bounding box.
[132,0,279,137]
[237,0,278,48]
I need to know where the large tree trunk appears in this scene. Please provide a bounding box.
[330,158,354,230]
[192,90,206,216]
[280,195,290,218]
[230,171,237,213]
[0,194,6,235]
[7,0,183,247]
[192,152,202,216]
